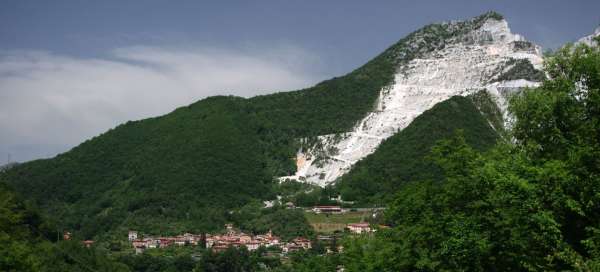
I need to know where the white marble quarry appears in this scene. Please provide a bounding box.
[279,18,544,186]
[577,25,600,46]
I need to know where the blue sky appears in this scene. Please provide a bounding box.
[1,0,599,162]
[2,1,599,70]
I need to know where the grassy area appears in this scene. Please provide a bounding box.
[304,211,369,234]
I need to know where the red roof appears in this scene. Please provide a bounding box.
[293,237,311,242]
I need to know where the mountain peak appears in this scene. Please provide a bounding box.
[476,10,505,21]
[382,11,536,69]
[577,25,600,46]
[280,12,544,186]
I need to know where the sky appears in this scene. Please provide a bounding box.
[1,0,599,163]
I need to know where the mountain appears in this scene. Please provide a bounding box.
[577,25,600,46]
[336,93,501,204]
[0,181,129,271]
[0,162,19,172]
[281,12,544,186]
[2,96,277,237]
[0,12,544,237]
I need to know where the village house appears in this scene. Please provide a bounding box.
[282,237,312,254]
[135,246,145,255]
[329,195,355,205]
[312,205,343,214]
[292,237,312,249]
[225,223,235,235]
[128,230,138,241]
[145,238,158,249]
[132,239,146,248]
[132,238,148,254]
[211,244,230,253]
[63,231,71,241]
[245,241,261,251]
[205,235,216,248]
[128,225,309,255]
[174,236,186,246]
[254,230,280,247]
[347,222,372,234]
[284,202,295,209]
[282,243,304,254]
[82,240,94,248]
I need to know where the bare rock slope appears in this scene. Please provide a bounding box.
[281,15,544,186]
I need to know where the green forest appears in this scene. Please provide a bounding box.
[336,94,500,205]
[0,12,507,241]
[337,37,600,271]
[1,13,598,272]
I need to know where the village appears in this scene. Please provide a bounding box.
[128,224,311,255]
[128,205,379,255]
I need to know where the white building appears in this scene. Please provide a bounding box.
[347,223,371,234]
[128,230,138,241]
[312,206,343,214]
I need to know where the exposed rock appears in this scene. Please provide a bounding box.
[279,15,544,186]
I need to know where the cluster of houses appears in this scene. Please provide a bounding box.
[62,231,95,248]
[129,224,312,254]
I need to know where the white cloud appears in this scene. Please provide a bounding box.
[0,45,325,162]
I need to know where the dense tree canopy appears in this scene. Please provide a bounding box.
[0,182,130,271]
[0,12,509,240]
[340,38,600,271]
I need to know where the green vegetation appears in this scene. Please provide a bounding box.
[118,246,276,272]
[280,252,340,272]
[494,58,546,82]
[0,181,129,271]
[0,11,508,241]
[1,97,272,238]
[0,182,319,271]
[119,252,195,272]
[273,180,341,207]
[230,201,314,241]
[2,11,573,271]
[337,37,600,271]
[337,95,500,204]
[305,211,367,234]
[469,89,506,133]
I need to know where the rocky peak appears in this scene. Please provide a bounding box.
[279,12,544,186]
[384,12,540,69]
[577,25,600,46]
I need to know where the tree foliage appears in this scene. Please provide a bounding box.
[0,12,513,241]
[0,182,130,271]
[339,39,600,271]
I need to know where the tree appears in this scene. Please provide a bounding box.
[509,39,600,269]
[340,39,600,271]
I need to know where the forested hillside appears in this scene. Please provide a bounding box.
[2,96,272,238]
[0,181,129,271]
[338,36,600,271]
[336,94,500,204]
[0,12,509,239]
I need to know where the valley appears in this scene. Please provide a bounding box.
[1,9,599,271]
